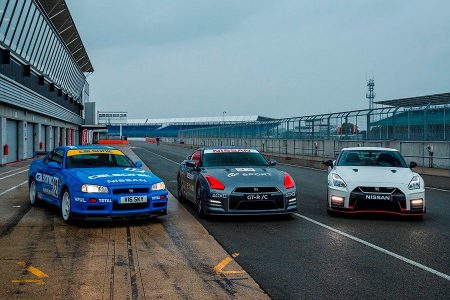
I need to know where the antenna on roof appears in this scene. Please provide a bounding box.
[366,78,376,110]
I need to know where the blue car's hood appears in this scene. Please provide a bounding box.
[67,167,161,186]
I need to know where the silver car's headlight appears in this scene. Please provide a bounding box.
[81,184,109,193]
[152,182,166,191]
[408,176,421,190]
[332,173,347,188]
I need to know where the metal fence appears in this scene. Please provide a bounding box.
[179,104,450,141]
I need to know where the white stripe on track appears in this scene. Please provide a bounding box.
[0,169,28,181]
[0,167,27,177]
[137,147,180,165]
[293,213,450,281]
[0,181,28,197]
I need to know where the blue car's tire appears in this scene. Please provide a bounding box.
[29,179,40,206]
[61,189,73,223]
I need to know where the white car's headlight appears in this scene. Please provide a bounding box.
[408,176,421,190]
[332,173,347,188]
[81,184,109,193]
[152,182,166,191]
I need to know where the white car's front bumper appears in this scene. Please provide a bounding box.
[327,185,425,216]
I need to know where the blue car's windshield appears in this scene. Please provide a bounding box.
[66,149,134,169]
[337,150,407,168]
[202,149,269,167]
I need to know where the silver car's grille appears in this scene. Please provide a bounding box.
[233,187,279,193]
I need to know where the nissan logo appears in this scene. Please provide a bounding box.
[254,187,259,192]
[129,189,134,193]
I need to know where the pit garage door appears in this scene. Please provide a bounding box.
[26,123,35,158]
[53,127,58,148]
[6,119,18,163]
[42,125,47,151]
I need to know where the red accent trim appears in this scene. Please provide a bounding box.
[330,208,424,216]
[204,174,225,190]
[284,173,295,189]
[98,140,129,145]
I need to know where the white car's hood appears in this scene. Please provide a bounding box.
[335,166,415,186]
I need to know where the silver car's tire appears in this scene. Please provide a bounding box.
[177,175,186,203]
[195,186,205,218]
[29,180,39,206]
[61,190,73,223]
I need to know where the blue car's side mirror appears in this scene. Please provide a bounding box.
[135,161,143,168]
[48,161,61,169]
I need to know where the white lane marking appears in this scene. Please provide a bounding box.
[0,169,28,181]
[138,148,179,165]
[278,163,450,193]
[278,162,327,172]
[0,167,27,176]
[426,187,450,192]
[0,181,28,197]
[293,213,450,281]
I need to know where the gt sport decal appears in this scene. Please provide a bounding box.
[227,172,271,177]
[67,149,125,156]
[35,173,59,197]
[204,149,259,154]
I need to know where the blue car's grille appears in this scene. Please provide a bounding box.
[112,202,149,210]
[112,188,149,195]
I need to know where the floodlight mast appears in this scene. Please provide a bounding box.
[366,79,376,110]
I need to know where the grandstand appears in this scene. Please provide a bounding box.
[107,115,273,138]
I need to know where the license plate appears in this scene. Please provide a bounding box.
[245,194,271,201]
[364,194,391,201]
[119,195,147,204]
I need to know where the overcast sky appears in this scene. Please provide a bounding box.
[68,0,450,119]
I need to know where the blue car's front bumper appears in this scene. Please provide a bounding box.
[70,188,168,220]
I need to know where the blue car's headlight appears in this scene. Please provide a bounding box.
[152,182,166,191]
[81,184,109,193]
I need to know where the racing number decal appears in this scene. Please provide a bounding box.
[36,173,60,198]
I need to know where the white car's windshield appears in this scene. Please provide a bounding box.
[337,150,407,168]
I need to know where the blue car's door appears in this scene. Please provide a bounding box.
[37,149,64,203]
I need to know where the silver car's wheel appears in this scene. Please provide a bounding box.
[61,190,73,223]
[177,175,186,202]
[196,187,205,218]
[29,180,38,206]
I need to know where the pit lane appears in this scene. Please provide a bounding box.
[0,154,268,299]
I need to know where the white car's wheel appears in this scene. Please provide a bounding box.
[61,190,73,223]
[29,180,39,206]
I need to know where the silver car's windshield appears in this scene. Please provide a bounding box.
[337,150,407,168]
[202,151,269,167]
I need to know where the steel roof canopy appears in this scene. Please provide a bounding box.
[375,92,450,107]
[36,0,93,72]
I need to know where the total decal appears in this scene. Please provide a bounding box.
[227,172,271,177]
[35,173,59,198]
[88,173,151,180]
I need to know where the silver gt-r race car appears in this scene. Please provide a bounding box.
[177,147,297,216]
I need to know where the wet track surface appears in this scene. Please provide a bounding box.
[131,141,450,299]
[0,157,268,299]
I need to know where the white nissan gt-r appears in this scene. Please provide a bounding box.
[324,147,425,217]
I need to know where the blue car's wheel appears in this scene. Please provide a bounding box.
[29,180,40,206]
[61,190,73,223]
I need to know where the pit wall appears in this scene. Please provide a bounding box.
[163,137,450,170]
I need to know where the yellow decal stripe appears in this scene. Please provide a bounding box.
[67,149,124,156]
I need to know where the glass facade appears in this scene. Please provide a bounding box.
[0,0,86,101]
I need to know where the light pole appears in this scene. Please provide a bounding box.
[222,111,227,124]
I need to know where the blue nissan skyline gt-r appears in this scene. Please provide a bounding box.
[28,145,168,222]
